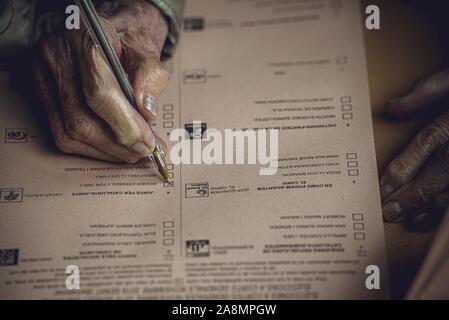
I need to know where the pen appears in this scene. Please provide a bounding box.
[75,0,170,181]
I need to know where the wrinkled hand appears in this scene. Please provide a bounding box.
[34,0,169,163]
[381,69,449,231]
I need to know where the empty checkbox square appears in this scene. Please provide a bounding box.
[163,113,174,120]
[167,164,174,170]
[163,229,175,237]
[354,232,366,240]
[348,169,359,176]
[163,104,174,111]
[163,238,174,246]
[352,213,364,221]
[163,121,174,129]
[353,222,365,231]
[341,96,352,103]
[347,161,358,168]
[342,113,353,120]
[346,153,357,160]
[169,172,174,179]
[163,221,174,228]
[341,104,352,112]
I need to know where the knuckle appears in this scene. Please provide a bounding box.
[150,64,169,87]
[392,183,429,211]
[65,115,96,141]
[40,35,65,63]
[414,184,436,205]
[40,38,55,59]
[114,122,142,147]
[416,189,429,205]
[99,19,121,54]
[83,85,98,104]
[84,87,108,111]
[418,70,449,95]
[436,146,449,174]
[116,131,140,147]
[157,66,170,82]
[418,126,447,155]
[40,34,74,72]
[54,131,75,154]
[432,117,449,138]
[386,159,412,185]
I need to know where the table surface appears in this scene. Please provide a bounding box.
[363,0,447,298]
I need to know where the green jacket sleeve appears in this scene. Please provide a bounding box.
[149,0,184,58]
[0,0,183,63]
[0,0,36,61]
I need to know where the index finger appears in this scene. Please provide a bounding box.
[380,112,449,200]
[78,44,157,156]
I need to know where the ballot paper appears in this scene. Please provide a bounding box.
[0,0,389,299]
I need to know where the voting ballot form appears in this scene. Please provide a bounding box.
[0,0,389,299]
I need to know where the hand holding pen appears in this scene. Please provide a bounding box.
[34,0,170,178]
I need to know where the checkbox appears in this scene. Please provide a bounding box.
[346,153,357,160]
[341,96,352,103]
[163,238,174,246]
[354,232,366,240]
[341,104,352,111]
[167,164,174,170]
[168,172,174,179]
[347,160,358,168]
[353,222,365,231]
[163,104,174,111]
[164,181,174,188]
[163,121,174,129]
[163,221,174,228]
[163,229,175,237]
[353,213,364,221]
[163,113,174,120]
[348,169,359,176]
[342,113,353,120]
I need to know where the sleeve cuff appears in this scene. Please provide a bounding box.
[148,0,184,59]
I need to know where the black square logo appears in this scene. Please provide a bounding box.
[5,128,28,143]
[184,69,207,84]
[0,188,23,203]
[185,183,209,198]
[186,240,210,258]
[0,249,19,266]
[184,17,205,31]
[185,122,207,140]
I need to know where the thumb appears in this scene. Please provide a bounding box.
[125,51,170,123]
[388,69,449,116]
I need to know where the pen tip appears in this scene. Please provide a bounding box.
[151,146,170,183]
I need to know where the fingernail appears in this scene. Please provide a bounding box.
[144,96,157,115]
[132,142,152,156]
[412,212,428,226]
[382,201,404,223]
[388,98,402,107]
[380,184,394,200]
